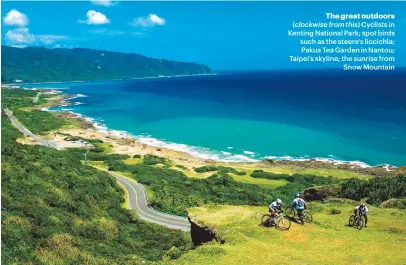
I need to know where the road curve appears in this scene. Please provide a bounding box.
[33,92,41,104]
[97,168,191,231]
[4,108,60,149]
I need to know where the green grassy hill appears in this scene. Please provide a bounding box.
[177,202,406,265]
[1,45,212,83]
[1,90,192,264]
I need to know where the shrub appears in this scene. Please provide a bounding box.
[329,208,341,215]
[162,246,182,261]
[175,165,187,170]
[89,147,104,153]
[379,199,406,209]
[143,154,168,165]
[194,165,218,173]
[341,175,406,205]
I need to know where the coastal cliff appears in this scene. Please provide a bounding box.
[188,215,225,246]
[1,45,212,83]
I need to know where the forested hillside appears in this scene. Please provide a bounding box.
[1,45,212,83]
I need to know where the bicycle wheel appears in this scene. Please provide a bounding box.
[348,215,355,227]
[285,206,295,218]
[356,216,363,230]
[303,211,313,223]
[277,216,291,231]
[261,214,272,227]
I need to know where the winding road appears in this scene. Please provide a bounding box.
[96,168,191,231]
[4,108,60,149]
[4,108,191,231]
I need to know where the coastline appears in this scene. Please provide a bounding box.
[4,72,218,86]
[36,90,405,177]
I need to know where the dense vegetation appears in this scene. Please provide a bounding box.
[1,88,37,109]
[1,45,212,83]
[143,154,170,166]
[1,91,192,264]
[105,160,338,216]
[194,165,246,175]
[341,175,406,205]
[2,89,67,135]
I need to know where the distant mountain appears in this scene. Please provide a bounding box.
[1,45,212,83]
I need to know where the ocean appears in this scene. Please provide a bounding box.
[35,70,405,166]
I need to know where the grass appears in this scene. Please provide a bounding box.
[123,157,143,165]
[97,142,114,153]
[218,164,372,180]
[176,202,406,265]
[188,163,370,190]
[228,173,289,189]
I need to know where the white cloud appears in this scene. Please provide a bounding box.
[5,28,68,47]
[37,35,69,45]
[3,9,28,27]
[78,10,110,25]
[5,28,35,44]
[12,44,27,48]
[91,0,116,7]
[130,14,166,27]
[89,28,124,35]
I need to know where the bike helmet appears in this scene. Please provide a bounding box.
[295,192,300,197]
[277,198,282,204]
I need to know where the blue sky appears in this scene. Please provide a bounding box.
[2,1,406,70]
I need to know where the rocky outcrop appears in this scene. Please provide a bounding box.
[303,186,341,202]
[188,217,225,246]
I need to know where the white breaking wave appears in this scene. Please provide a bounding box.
[43,92,397,168]
[65,94,88,101]
[264,155,374,168]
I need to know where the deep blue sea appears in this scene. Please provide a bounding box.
[31,70,406,166]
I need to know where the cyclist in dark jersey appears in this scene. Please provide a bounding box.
[354,202,369,227]
[292,192,307,225]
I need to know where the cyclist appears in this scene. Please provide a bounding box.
[354,202,369,227]
[269,199,283,224]
[292,192,307,225]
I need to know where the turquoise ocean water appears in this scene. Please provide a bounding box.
[27,70,406,166]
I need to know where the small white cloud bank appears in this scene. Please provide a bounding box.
[130,14,166,27]
[3,9,28,27]
[89,28,124,35]
[5,28,35,44]
[79,10,110,25]
[90,0,116,7]
[5,28,68,46]
[38,35,69,45]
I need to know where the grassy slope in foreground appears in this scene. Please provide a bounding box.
[177,202,406,265]
[1,45,212,83]
[1,111,192,264]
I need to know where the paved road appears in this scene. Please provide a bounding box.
[4,107,190,231]
[33,92,41,104]
[97,167,191,231]
[4,108,60,149]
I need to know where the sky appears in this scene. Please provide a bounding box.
[1,1,406,70]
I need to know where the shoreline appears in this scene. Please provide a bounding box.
[38,90,405,177]
[4,72,218,86]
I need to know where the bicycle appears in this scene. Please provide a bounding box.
[285,204,296,218]
[261,211,291,231]
[348,213,365,230]
[285,204,313,224]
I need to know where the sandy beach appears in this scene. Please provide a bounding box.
[22,91,406,177]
